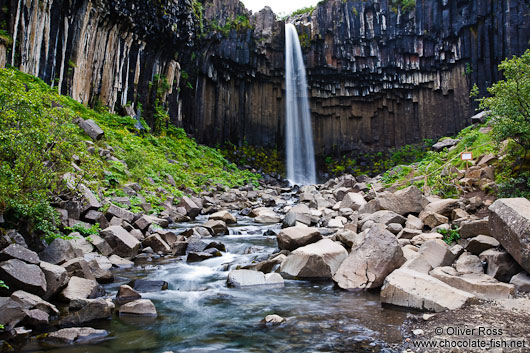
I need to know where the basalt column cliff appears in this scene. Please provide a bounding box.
[1,0,529,155]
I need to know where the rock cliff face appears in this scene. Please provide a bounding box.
[2,0,530,155]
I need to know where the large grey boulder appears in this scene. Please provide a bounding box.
[59,276,104,302]
[100,226,141,259]
[46,327,109,344]
[202,220,228,236]
[416,239,455,268]
[510,272,530,292]
[78,119,104,141]
[40,261,70,300]
[284,204,312,226]
[39,238,77,265]
[142,234,171,254]
[60,298,114,326]
[105,204,135,223]
[0,297,28,330]
[459,218,490,238]
[277,227,322,251]
[333,225,405,289]
[376,186,428,216]
[380,268,475,312]
[489,198,530,273]
[432,138,460,152]
[0,259,47,296]
[455,253,484,274]
[11,290,59,316]
[422,199,460,217]
[430,267,514,300]
[119,299,157,317]
[62,257,96,280]
[209,210,237,224]
[281,239,347,279]
[360,210,406,227]
[254,208,281,224]
[116,285,141,305]
[134,215,169,232]
[465,235,499,255]
[227,270,284,288]
[340,192,367,211]
[0,244,40,264]
[88,234,113,256]
[178,196,201,218]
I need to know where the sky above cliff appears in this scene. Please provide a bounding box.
[240,0,320,16]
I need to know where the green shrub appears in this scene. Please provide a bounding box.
[437,227,461,244]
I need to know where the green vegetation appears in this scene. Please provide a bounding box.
[0,68,258,241]
[438,227,461,245]
[298,31,312,49]
[65,223,100,237]
[290,6,316,17]
[209,15,252,37]
[220,142,285,176]
[390,0,416,13]
[0,29,12,45]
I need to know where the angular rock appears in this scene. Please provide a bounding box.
[405,214,424,230]
[59,276,104,302]
[39,238,77,265]
[423,199,460,217]
[0,297,27,330]
[510,272,530,292]
[88,234,113,257]
[127,279,168,292]
[361,210,406,227]
[489,198,530,273]
[40,261,69,300]
[105,204,135,223]
[100,226,141,258]
[22,308,49,328]
[85,258,114,284]
[209,210,237,224]
[421,212,448,229]
[116,285,141,305]
[380,268,475,312]
[377,186,428,216]
[178,196,201,218]
[0,244,40,264]
[432,138,460,152]
[142,234,171,254]
[108,254,134,268]
[333,225,405,289]
[417,239,455,268]
[227,269,284,288]
[254,208,281,224]
[261,314,285,325]
[134,215,169,232]
[465,235,499,255]
[459,218,490,238]
[62,257,96,280]
[68,237,94,255]
[410,232,443,246]
[45,327,108,344]
[78,119,104,141]
[281,239,347,280]
[455,253,484,274]
[479,249,521,282]
[11,290,58,316]
[61,298,114,325]
[340,192,367,211]
[248,254,286,273]
[0,259,47,296]
[202,220,228,236]
[119,299,157,317]
[277,227,322,251]
[430,267,514,300]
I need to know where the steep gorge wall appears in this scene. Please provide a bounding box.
[1,0,529,155]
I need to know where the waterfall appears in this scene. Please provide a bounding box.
[285,23,316,185]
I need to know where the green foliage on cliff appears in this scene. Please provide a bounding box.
[220,142,285,177]
[290,6,316,17]
[0,68,258,239]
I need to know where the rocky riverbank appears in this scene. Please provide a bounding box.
[1,147,530,350]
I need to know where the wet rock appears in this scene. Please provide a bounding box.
[100,226,141,259]
[86,258,114,284]
[339,192,367,211]
[455,253,484,274]
[247,254,286,273]
[59,276,104,302]
[333,225,405,289]
[142,234,171,254]
[119,299,157,317]
[108,255,134,268]
[78,119,104,141]
[479,249,521,282]
[380,269,475,312]
[40,261,70,300]
[0,297,27,330]
[282,239,347,280]
[10,290,58,316]
[60,298,114,325]
[62,257,96,280]
[116,285,141,305]
[88,235,113,257]
[186,238,208,253]
[178,196,201,218]
[510,272,530,292]
[227,269,284,288]
[459,218,490,238]
[0,244,40,264]
[45,327,108,344]
[39,238,77,265]
[277,227,322,251]
[209,210,237,224]
[203,220,228,236]
[489,198,530,273]
[0,259,47,296]
[127,279,168,292]
[187,250,218,262]
[205,241,226,252]
[465,235,499,255]
[430,267,514,300]
[261,314,285,325]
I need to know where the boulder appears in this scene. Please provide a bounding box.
[127,279,168,292]
[421,212,448,229]
[0,244,40,264]
[510,272,530,292]
[202,220,228,236]
[432,138,460,152]
[39,238,77,265]
[226,269,284,288]
[119,299,157,317]
[178,196,201,218]
[85,258,114,284]
[333,225,405,289]
[282,239,348,280]
[360,210,406,226]
[284,204,312,226]
[376,186,428,216]
[339,192,367,211]
[116,285,141,305]
[209,210,237,224]
[105,204,135,223]
[62,257,96,280]
[39,261,70,300]
[186,250,220,262]
[0,259,47,296]
[142,234,171,254]
[22,308,49,328]
[489,198,530,273]
[417,239,455,268]
[45,327,108,344]
[465,235,500,255]
[108,255,134,268]
[254,208,281,224]
[459,218,490,238]
[248,254,286,273]
[100,226,141,259]
[430,267,514,300]
[423,199,460,217]
[59,276,104,302]
[261,314,285,325]
[11,290,58,316]
[68,237,94,255]
[134,215,169,232]
[410,232,443,246]
[88,235,113,257]
[479,249,521,282]
[455,253,484,274]
[380,268,475,312]
[276,227,322,251]
[78,119,104,141]
[0,297,27,330]
[60,298,114,325]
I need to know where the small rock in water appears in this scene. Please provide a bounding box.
[127,279,168,292]
[261,314,285,325]
[412,329,424,336]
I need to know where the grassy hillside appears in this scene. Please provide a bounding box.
[0,68,258,239]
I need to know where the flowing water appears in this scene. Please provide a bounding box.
[285,23,317,186]
[23,210,408,353]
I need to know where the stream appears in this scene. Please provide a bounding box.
[24,213,408,353]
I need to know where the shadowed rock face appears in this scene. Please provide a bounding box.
[3,0,529,155]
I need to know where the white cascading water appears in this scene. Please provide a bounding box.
[285,23,316,185]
